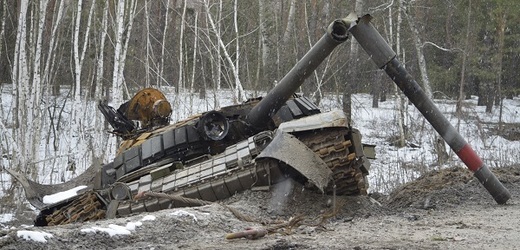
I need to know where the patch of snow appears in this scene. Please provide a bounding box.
[125,221,142,231]
[141,215,156,221]
[81,217,152,237]
[42,186,88,204]
[82,224,132,237]
[80,228,97,234]
[0,213,13,223]
[171,210,198,222]
[17,230,53,243]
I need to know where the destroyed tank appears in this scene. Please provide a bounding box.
[8,13,511,228]
[8,18,373,227]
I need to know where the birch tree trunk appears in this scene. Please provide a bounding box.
[158,0,171,87]
[258,0,278,88]
[403,1,446,163]
[41,0,65,183]
[310,1,332,106]
[11,0,30,173]
[178,0,187,93]
[95,5,108,101]
[29,0,49,180]
[111,1,127,106]
[233,0,245,101]
[119,1,137,95]
[395,0,407,148]
[456,0,472,115]
[200,1,222,108]
[0,0,5,78]
[70,0,83,165]
[189,12,199,108]
[342,0,364,121]
[0,0,5,138]
[256,0,265,93]
[42,0,64,97]
[109,0,137,158]
[204,0,245,103]
[95,3,110,163]
[495,11,506,129]
[112,0,137,105]
[216,0,222,92]
[145,1,151,87]
[373,4,397,108]
[9,0,30,209]
[281,0,297,44]
[403,0,433,98]
[69,0,95,173]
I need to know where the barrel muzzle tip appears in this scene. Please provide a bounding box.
[474,165,512,204]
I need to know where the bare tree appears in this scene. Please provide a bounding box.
[402,0,433,98]
[144,1,151,87]
[403,1,447,163]
[342,0,364,121]
[189,11,199,108]
[93,2,110,163]
[456,0,472,115]
[204,0,245,103]
[11,0,30,174]
[232,0,245,101]
[495,8,507,128]
[68,0,96,172]
[0,0,6,79]
[257,0,278,89]
[158,0,171,87]
[178,0,188,93]
[111,0,138,105]
[26,0,50,180]
[216,0,222,92]
[281,0,297,44]
[395,0,408,148]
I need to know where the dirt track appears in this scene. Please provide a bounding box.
[1,165,519,249]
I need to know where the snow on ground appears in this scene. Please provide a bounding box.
[16,230,53,243]
[15,213,157,242]
[0,214,13,224]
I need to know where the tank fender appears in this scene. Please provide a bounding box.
[5,166,99,210]
[257,130,332,193]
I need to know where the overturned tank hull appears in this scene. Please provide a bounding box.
[8,17,374,226]
[39,109,370,226]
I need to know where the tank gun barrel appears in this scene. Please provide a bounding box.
[348,14,511,204]
[246,19,350,129]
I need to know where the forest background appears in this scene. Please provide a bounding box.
[0,0,519,212]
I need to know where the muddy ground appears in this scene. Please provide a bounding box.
[1,165,520,250]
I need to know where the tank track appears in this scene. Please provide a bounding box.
[45,191,106,226]
[295,127,368,195]
[42,128,366,225]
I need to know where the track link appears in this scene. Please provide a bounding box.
[295,127,368,195]
[46,191,106,226]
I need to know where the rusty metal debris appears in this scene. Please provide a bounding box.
[225,215,304,240]
[226,228,269,240]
